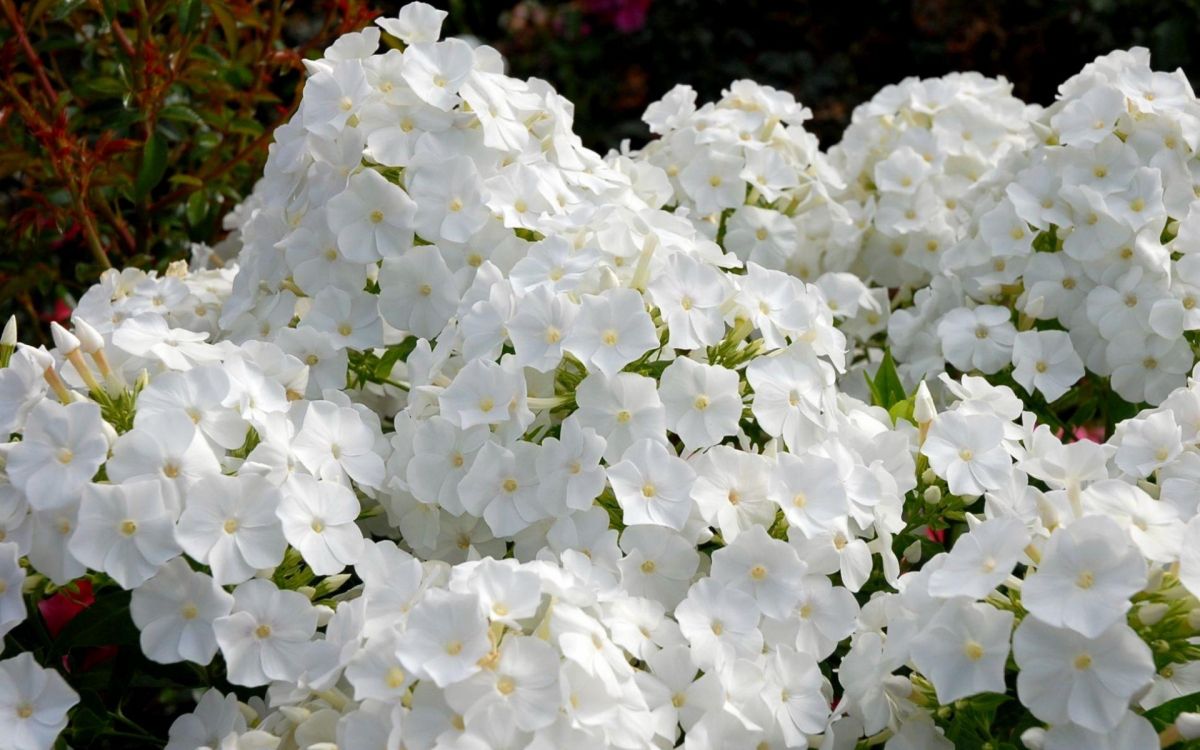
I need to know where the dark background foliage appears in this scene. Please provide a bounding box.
[3,0,1199,333]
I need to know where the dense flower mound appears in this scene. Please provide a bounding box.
[5,4,1200,750]
[884,49,1200,407]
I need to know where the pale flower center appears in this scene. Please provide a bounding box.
[386,666,407,689]
[750,565,767,581]
[181,603,199,620]
[963,640,985,661]
[119,520,138,536]
[1073,653,1092,670]
[445,640,463,655]
[1075,571,1094,589]
[56,448,74,464]
[255,624,272,639]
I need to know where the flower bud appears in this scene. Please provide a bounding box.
[923,486,942,505]
[921,468,938,486]
[903,539,922,564]
[1019,727,1045,749]
[914,381,936,424]
[1137,602,1169,627]
[0,316,15,347]
[1178,712,1200,740]
[49,321,80,355]
[1188,608,1200,631]
[20,343,54,373]
[73,318,104,354]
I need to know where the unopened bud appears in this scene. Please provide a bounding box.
[49,322,80,355]
[296,585,317,600]
[923,486,942,505]
[278,705,311,724]
[0,316,15,347]
[921,468,938,485]
[903,539,922,563]
[1189,608,1200,631]
[914,381,936,424]
[314,573,351,597]
[1138,602,1169,627]
[73,318,104,354]
[1019,727,1045,749]
[1178,712,1200,740]
[20,344,53,373]
[596,266,621,291]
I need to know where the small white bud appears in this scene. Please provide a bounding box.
[0,316,15,347]
[1019,727,1046,749]
[1178,712,1200,740]
[49,321,80,355]
[923,486,942,505]
[1137,602,1169,626]
[903,539,922,563]
[73,318,105,354]
[921,468,938,486]
[1187,608,1200,631]
[19,344,54,372]
[914,381,936,424]
[1023,295,1046,320]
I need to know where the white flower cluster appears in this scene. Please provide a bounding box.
[888,49,1200,405]
[830,72,1041,290]
[6,5,1200,750]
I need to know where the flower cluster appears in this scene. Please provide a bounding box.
[5,5,1200,750]
[830,72,1040,291]
[887,49,1200,407]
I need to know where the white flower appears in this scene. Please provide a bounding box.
[443,635,561,731]
[675,578,762,670]
[658,357,742,451]
[291,400,386,489]
[5,400,107,511]
[0,542,26,639]
[910,600,1013,703]
[326,169,417,262]
[710,524,806,620]
[395,589,490,687]
[937,306,1017,374]
[379,244,458,338]
[277,475,365,575]
[922,411,1011,496]
[213,579,317,687]
[106,411,221,488]
[0,653,78,750]
[130,558,234,664]
[1013,618,1154,732]
[401,39,474,111]
[927,517,1030,599]
[175,473,288,585]
[71,479,181,589]
[563,288,659,379]
[376,2,447,45]
[607,439,696,530]
[1011,330,1084,402]
[1021,515,1147,638]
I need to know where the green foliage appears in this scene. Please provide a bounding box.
[0,0,377,341]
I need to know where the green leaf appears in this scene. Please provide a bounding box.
[178,0,202,35]
[133,134,169,199]
[228,118,265,138]
[159,104,204,125]
[186,190,208,227]
[867,350,907,409]
[373,336,419,381]
[1143,691,1200,730]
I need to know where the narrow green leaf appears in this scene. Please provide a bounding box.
[134,134,169,199]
